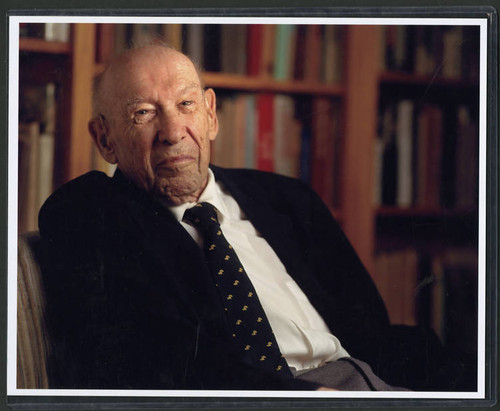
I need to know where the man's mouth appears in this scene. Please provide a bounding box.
[156,155,194,171]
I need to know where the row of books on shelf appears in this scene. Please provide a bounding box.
[373,246,477,353]
[112,24,344,84]
[18,121,54,234]
[20,23,70,42]
[381,25,479,82]
[373,99,478,210]
[211,93,341,206]
[18,83,56,233]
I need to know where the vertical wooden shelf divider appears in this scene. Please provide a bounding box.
[67,24,96,181]
[341,25,381,274]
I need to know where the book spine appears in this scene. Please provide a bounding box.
[274,95,301,178]
[396,100,414,208]
[256,94,274,172]
[304,25,322,82]
[186,25,204,69]
[161,24,183,51]
[247,25,263,76]
[259,25,276,78]
[310,97,335,205]
[273,25,293,81]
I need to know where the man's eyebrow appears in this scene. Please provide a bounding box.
[180,83,203,94]
[125,97,150,108]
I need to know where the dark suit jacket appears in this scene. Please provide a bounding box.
[38,166,450,391]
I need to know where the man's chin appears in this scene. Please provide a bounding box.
[154,179,205,205]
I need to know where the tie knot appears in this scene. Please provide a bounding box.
[184,202,220,229]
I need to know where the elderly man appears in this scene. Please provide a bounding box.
[38,44,447,391]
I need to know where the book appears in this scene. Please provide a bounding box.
[273,25,294,81]
[221,25,247,75]
[233,94,248,168]
[18,122,40,233]
[260,25,276,78]
[299,124,312,183]
[96,24,116,63]
[374,104,395,207]
[274,95,301,178]
[18,82,58,226]
[310,97,336,205]
[113,24,128,54]
[131,24,160,47]
[185,24,204,69]
[455,106,478,209]
[19,23,44,39]
[44,23,70,42]
[374,248,419,326]
[161,24,183,50]
[381,103,398,206]
[36,82,56,210]
[384,25,397,71]
[396,99,414,208]
[293,25,307,80]
[203,25,221,72]
[414,26,435,76]
[322,25,343,84]
[37,134,54,208]
[442,27,463,80]
[304,25,322,82]
[256,94,274,172]
[244,94,257,169]
[247,24,263,76]
[211,95,235,168]
[415,104,444,208]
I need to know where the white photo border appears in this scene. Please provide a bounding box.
[7,11,493,404]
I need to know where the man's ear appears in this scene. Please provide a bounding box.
[88,116,118,164]
[204,88,218,141]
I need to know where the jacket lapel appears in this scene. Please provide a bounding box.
[111,170,231,334]
[211,167,329,311]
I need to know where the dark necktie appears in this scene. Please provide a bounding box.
[184,202,291,377]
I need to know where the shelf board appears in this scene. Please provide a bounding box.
[19,37,71,54]
[92,67,346,96]
[376,206,477,218]
[379,71,478,88]
[202,72,345,96]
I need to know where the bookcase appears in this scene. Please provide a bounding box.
[17,22,480,371]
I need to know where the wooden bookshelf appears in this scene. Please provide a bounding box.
[379,71,479,88]
[19,37,71,54]
[376,206,478,218]
[202,72,346,96]
[18,23,480,354]
[95,64,346,97]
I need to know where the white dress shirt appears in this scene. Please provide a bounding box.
[168,170,349,374]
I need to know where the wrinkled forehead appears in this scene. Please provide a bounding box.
[100,46,202,103]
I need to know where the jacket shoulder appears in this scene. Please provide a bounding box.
[212,166,313,198]
[38,171,114,238]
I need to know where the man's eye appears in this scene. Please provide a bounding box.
[133,109,155,123]
[181,100,194,106]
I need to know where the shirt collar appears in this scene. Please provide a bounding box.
[167,169,229,223]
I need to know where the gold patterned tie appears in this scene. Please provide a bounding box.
[184,202,291,376]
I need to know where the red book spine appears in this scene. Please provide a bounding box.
[247,24,263,76]
[257,93,275,172]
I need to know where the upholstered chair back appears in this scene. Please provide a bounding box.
[17,231,51,389]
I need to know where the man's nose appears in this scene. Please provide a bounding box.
[156,111,185,145]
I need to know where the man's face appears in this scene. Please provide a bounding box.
[95,46,218,205]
